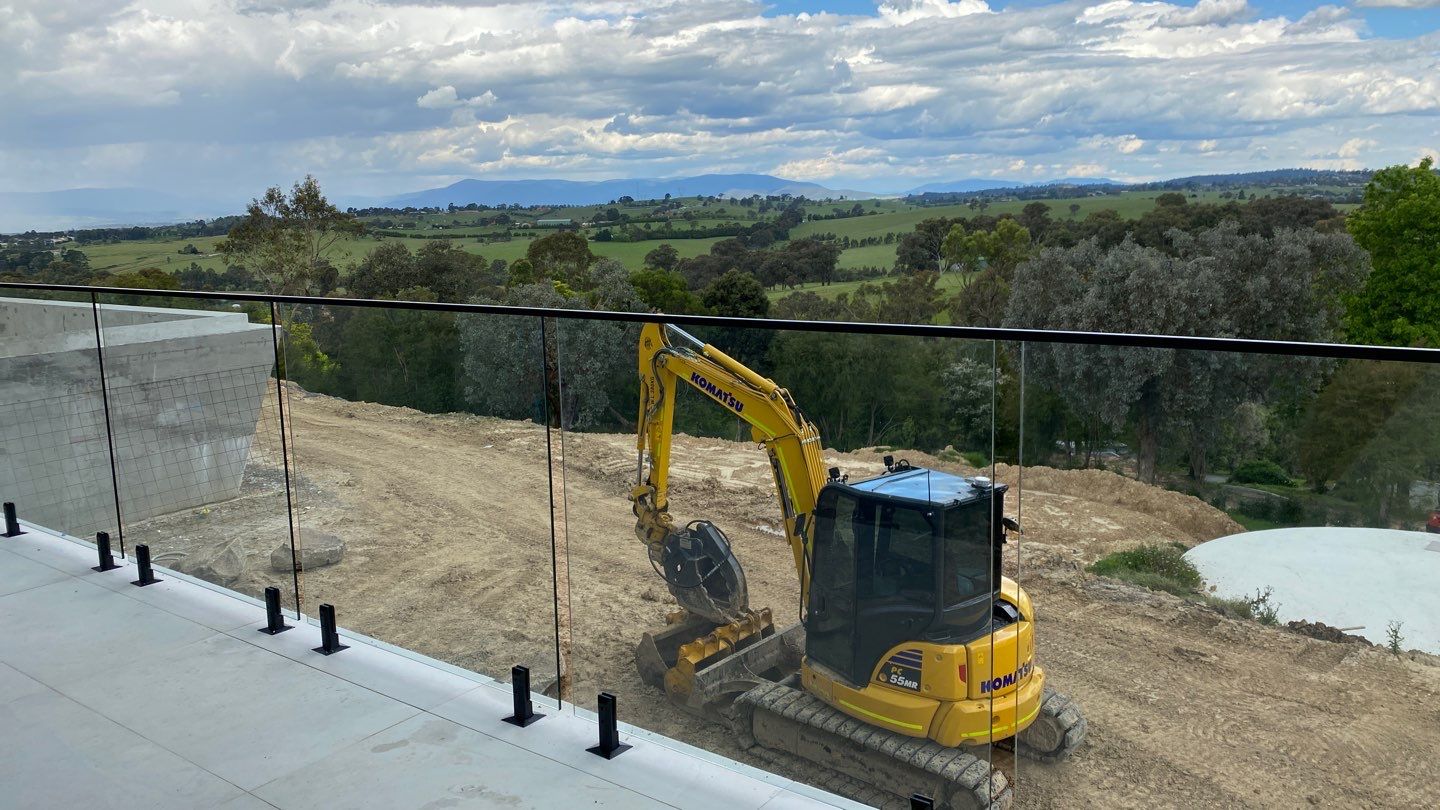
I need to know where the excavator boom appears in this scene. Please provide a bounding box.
[634,322,826,610]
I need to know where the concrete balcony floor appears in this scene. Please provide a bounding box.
[0,524,859,810]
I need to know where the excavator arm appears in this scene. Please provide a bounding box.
[632,322,829,613]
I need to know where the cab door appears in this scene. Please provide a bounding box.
[807,487,938,687]
[805,487,859,679]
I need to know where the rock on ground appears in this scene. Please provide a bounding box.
[271,528,346,572]
[180,538,247,585]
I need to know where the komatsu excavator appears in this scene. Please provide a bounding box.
[631,323,1086,809]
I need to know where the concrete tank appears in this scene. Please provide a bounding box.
[1186,527,1440,654]
[0,297,273,538]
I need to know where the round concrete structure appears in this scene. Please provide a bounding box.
[1185,527,1440,654]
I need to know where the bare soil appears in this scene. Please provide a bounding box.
[130,388,1440,809]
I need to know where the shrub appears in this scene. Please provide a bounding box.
[1087,543,1202,596]
[1387,621,1405,656]
[1235,495,1302,526]
[962,450,989,469]
[1231,459,1293,487]
[1247,587,1280,625]
[1203,594,1256,620]
[1276,498,1305,524]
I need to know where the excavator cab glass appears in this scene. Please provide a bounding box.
[805,466,1006,688]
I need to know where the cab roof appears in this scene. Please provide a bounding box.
[845,465,1001,507]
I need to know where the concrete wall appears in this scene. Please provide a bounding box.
[0,298,274,538]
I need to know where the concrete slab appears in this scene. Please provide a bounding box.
[252,713,670,810]
[0,545,69,596]
[85,558,272,633]
[218,795,281,810]
[58,632,421,791]
[0,661,48,704]
[0,578,215,687]
[0,689,245,809]
[429,686,808,810]
[0,523,854,810]
[4,523,107,577]
[1186,527,1440,654]
[231,617,481,713]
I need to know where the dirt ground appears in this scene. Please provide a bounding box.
[131,388,1440,809]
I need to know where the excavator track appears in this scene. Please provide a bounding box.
[732,681,1013,810]
[1015,686,1086,763]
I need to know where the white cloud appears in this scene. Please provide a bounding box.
[417,86,462,109]
[0,0,1437,196]
[1336,137,1376,159]
[1354,0,1440,7]
[1159,0,1250,28]
[1085,134,1146,154]
[875,0,991,26]
[417,86,497,110]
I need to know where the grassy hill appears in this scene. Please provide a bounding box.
[74,186,1354,283]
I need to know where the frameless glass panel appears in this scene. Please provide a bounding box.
[1015,338,1440,806]
[94,291,295,609]
[557,314,1007,806]
[0,289,118,545]
[280,298,560,691]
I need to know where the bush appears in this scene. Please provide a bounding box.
[962,450,989,469]
[1231,459,1293,487]
[1087,543,1202,596]
[1235,495,1303,526]
[1247,587,1281,625]
[1387,621,1405,656]
[1203,594,1257,620]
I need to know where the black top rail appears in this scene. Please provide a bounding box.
[3,280,1438,364]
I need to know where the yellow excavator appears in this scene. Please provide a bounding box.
[630,323,1085,809]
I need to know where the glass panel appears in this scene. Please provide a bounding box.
[280,299,560,691]
[0,289,117,545]
[94,292,295,609]
[1017,339,1440,805]
[557,314,1005,805]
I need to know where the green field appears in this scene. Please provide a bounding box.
[75,187,1351,281]
[770,270,974,302]
[78,230,724,277]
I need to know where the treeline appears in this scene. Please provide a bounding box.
[3,217,246,244]
[11,166,1436,529]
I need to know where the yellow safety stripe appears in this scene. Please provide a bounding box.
[953,704,1041,740]
[838,699,926,732]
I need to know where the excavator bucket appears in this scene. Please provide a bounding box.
[635,609,803,720]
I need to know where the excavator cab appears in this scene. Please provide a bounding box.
[806,460,1010,689]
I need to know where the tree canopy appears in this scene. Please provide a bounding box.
[219,175,360,298]
[1345,157,1440,347]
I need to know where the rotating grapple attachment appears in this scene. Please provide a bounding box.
[651,520,749,624]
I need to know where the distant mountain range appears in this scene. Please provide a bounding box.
[368,173,880,209]
[0,168,1376,234]
[0,188,234,233]
[904,177,1118,194]
[376,174,1120,208]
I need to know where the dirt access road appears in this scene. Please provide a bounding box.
[135,389,1440,809]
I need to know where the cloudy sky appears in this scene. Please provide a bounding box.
[3,0,1438,199]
